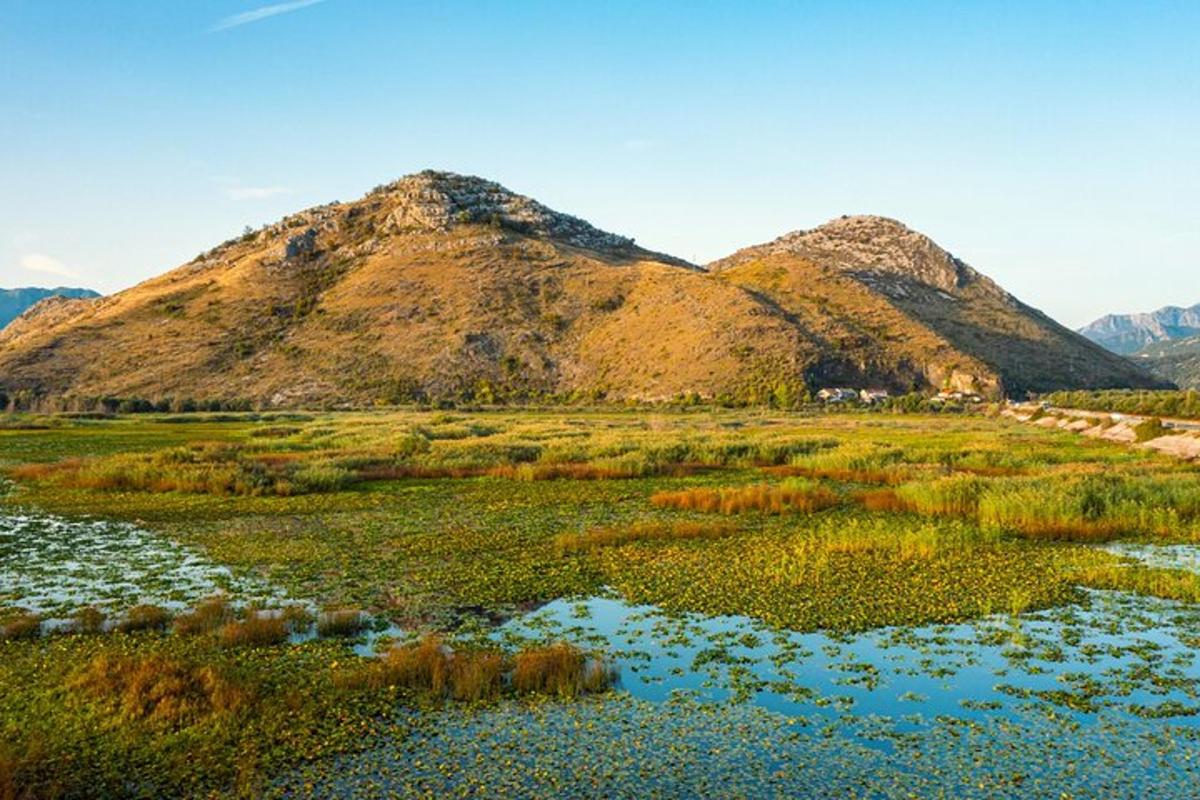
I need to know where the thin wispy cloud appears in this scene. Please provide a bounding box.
[211,0,325,32]
[226,185,292,200]
[20,253,78,279]
[211,176,292,201]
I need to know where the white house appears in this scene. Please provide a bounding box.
[817,388,859,403]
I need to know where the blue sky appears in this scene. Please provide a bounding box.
[1,1,1196,327]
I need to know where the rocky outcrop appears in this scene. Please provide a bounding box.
[712,215,989,295]
[373,171,656,256]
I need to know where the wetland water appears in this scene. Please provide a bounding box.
[6,511,1200,797]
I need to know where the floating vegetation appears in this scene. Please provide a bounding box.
[0,513,285,618]
[553,520,738,554]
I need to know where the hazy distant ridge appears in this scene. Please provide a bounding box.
[0,287,101,329]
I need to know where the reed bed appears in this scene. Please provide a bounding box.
[337,636,612,701]
[651,482,839,515]
[857,473,1200,542]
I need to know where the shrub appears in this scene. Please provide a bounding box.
[1133,417,1168,443]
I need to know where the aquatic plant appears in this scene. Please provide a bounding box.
[554,520,737,554]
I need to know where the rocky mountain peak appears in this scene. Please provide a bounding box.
[753,215,979,293]
[370,170,638,252]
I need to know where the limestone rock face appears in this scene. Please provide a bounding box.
[714,215,989,295]
[376,171,639,253]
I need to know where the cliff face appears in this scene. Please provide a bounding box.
[0,176,1170,407]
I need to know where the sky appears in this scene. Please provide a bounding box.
[1,1,1196,328]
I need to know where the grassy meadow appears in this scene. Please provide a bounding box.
[3,406,1200,796]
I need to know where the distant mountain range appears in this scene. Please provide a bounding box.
[1078,304,1200,355]
[0,171,1168,407]
[0,287,100,329]
[1078,303,1200,389]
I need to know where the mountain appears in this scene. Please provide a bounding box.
[708,216,1168,397]
[1132,335,1200,390]
[0,287,100,329]
[0,172,1170,408]
[1078,303,1200,355]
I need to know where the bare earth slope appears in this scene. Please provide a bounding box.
[0,176,1169,406]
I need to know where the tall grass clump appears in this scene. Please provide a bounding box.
[317,609,366,637]
[1,613,42,641]
[862,472,1200,542]
[71,607,107,635]
[19,444,360,497]
[338,636,506,702]
[70,654,252,729]
[217,613,290,648]
[769,444,908,485]
[1077,564,1200,603]
[511,642,614,697]
[651,481,838,515]
[892,474,988,516]
[117,605,172,633]
[173,596,234,636]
